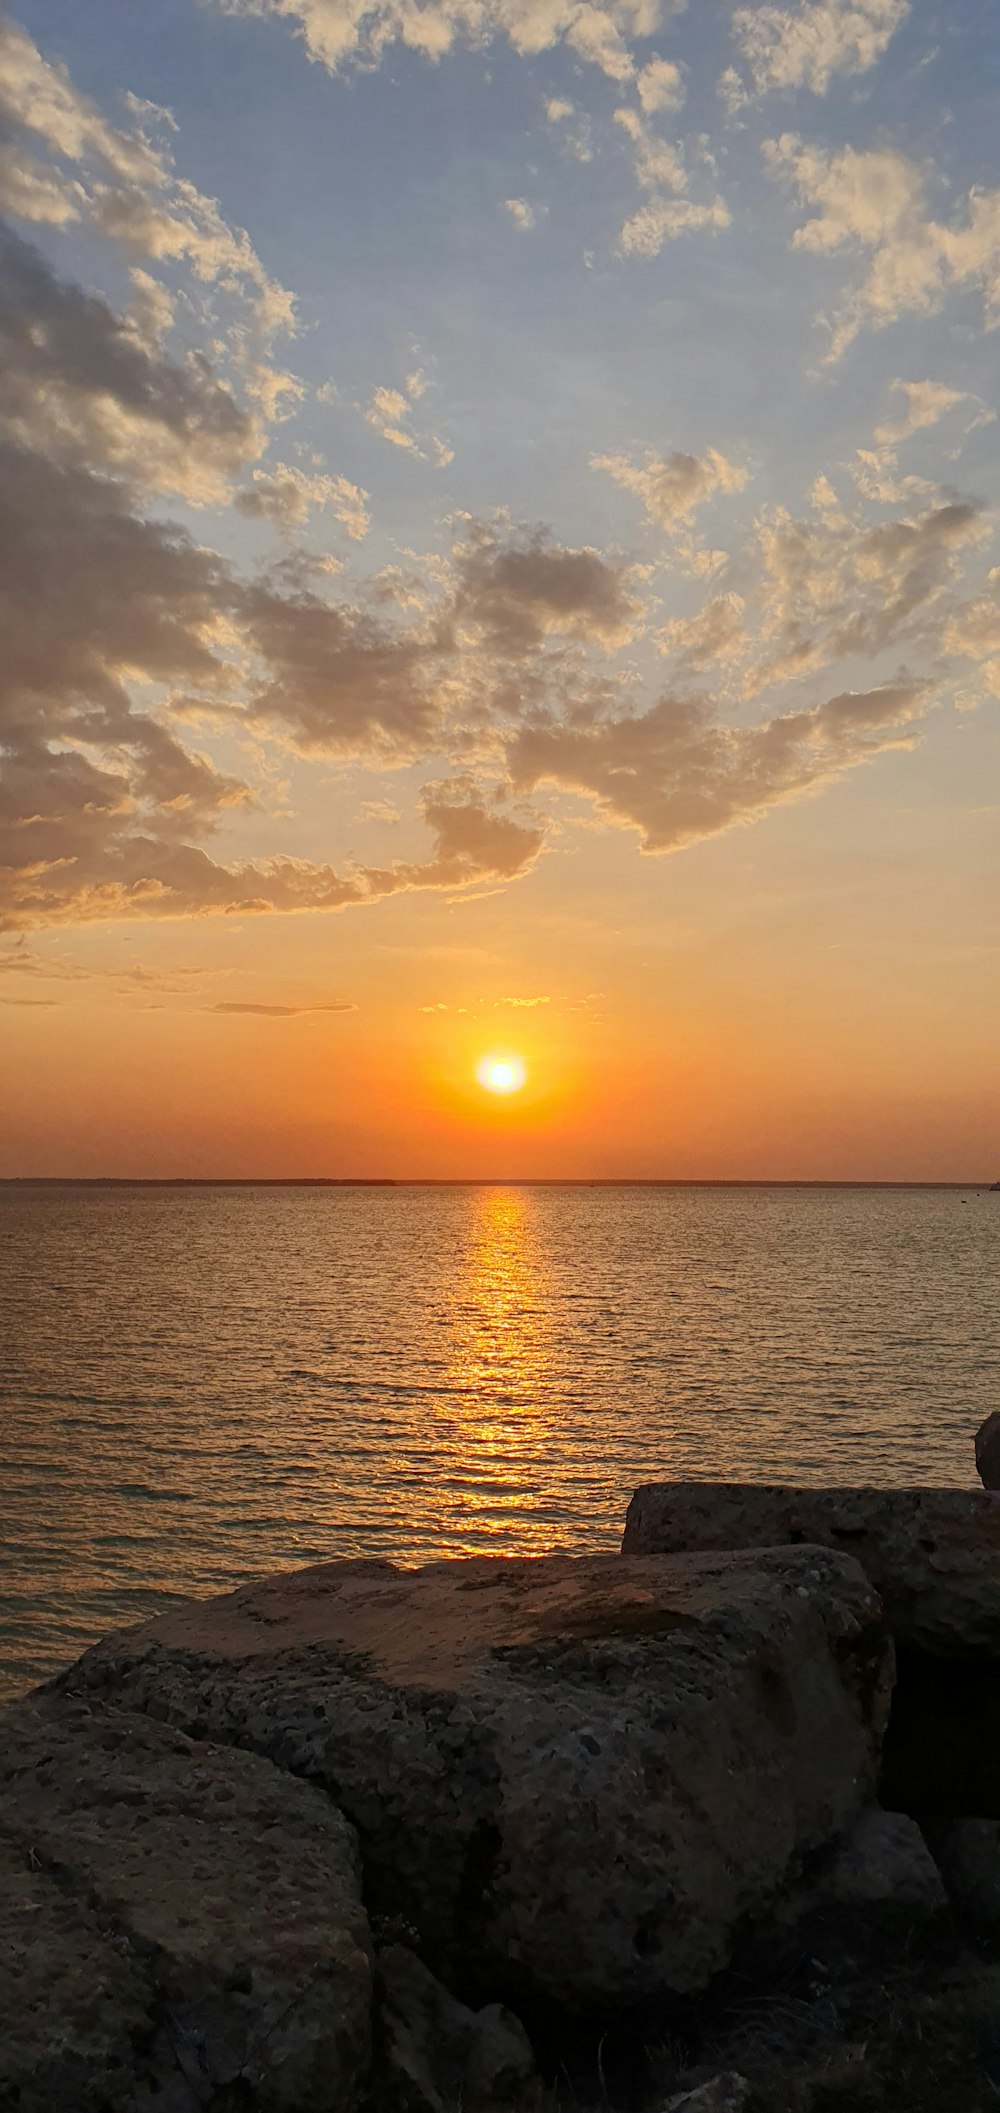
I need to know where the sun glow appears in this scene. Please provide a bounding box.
[477,1054,527,1095]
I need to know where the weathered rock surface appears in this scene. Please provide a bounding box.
[622,1485,1000,1653]
[53,1549,893,2011]
[0,1695,372,2111]
[377,1943,538,2113]
[922,1818,1000,1931]
[975,1414,1000,1491]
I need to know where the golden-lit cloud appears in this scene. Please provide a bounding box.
[0,18,293,338]
[220,0,668,81]
[725,0,908,106]
[767,133,1000,359]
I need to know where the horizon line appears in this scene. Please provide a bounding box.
[1,1177,996,1191]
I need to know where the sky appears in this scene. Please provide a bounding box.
[0,0,997,1178]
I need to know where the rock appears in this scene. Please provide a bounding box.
[377,1944,538,2113]
[822,1808,947,1920]
[922,1818,1000,1931]
[621,1484,1000,1654]
[0,1695,372,2111]
[975,1414,1000,1490]
[53,1548,893,2012]
[664,2076,749,2113]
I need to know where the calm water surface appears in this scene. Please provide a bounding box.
[2,1182,998,1699]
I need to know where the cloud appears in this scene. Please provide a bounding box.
[0,19,293,338]
[453,521,641,651]
[504,197,536,231]
[0,223,260,503]
[593,444,747,570]
[636,56,685,113]
[362,374,453,465]
[219,0,668,81]
[656,591,747,671]
[766,133,1000,359]
[748,490,989,690]
[211,999,356,1014]
[594,444,748,528]
[509,677,932,853]
[729,0,908,102]
[613,107,729,258]
[235,462,371,537]
[873,379,968,448]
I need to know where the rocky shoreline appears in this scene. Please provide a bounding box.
[6,1486,1000,2109]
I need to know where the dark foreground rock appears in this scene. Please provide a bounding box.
[377,1943,539,2113]
[622,1485,1000,1653]
[621,1485,1000,1816]
[53,1548,893,2012]
[0,1696,372,2112]
[921,1816,1000,1931]
[975,1412,1000,1489]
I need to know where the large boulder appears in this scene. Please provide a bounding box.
[0,1695,372,2111]
[622,1485,1000,1654]
[53,1549,893,2012]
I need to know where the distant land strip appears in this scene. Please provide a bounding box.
[0,1179,995,1191]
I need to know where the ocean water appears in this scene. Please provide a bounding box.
[2,1181,998,1701]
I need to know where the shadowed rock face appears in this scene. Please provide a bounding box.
[0,1697,372,2112]
[622,1486,1000,1655]
[52,1549,893,2012]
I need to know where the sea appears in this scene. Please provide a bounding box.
[2,1180,998,1702]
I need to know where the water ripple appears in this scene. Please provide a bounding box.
[1,1181,998,1698]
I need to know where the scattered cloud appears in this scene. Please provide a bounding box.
[362,374,453,466]
[221,0,679,81]
[235,462,370,537]
[0,18,293,339]
[873,379,969,448]
[593,445,748,572]
[728,0,908,104]
[636,56,685,114]
[613,107,729,258]
[503,197,537,232]
[766,133,1000,359]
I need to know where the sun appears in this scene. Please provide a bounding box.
[477,1054,527,1095]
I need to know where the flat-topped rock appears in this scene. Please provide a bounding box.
[622,1486,1000,1654]
[53,1549,893,2011]
[0,1695,372,2111]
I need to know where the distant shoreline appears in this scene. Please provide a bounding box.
[0,1177,994,1191]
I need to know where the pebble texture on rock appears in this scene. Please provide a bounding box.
[622,1485,1000,1653]
[0,1697,372,2112]
[54,1548,893,2011]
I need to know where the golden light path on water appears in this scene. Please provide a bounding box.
[2,1181,998,1699]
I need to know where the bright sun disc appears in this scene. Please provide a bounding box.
[477,1054,527,1094]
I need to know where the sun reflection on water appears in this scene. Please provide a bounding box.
[440,1186,560,1551]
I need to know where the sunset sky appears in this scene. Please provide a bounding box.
[0,0,997,1178]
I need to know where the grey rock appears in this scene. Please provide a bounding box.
[822,1808,947,1919]
[975,1414,1000,1491]
[54,1548,893,2009]
[665,2076,749,2113]
[622,1484,1000,1653]
[0,1695,372,2111]
[377,1944,537,2113]
[922,1817,1000,1930]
